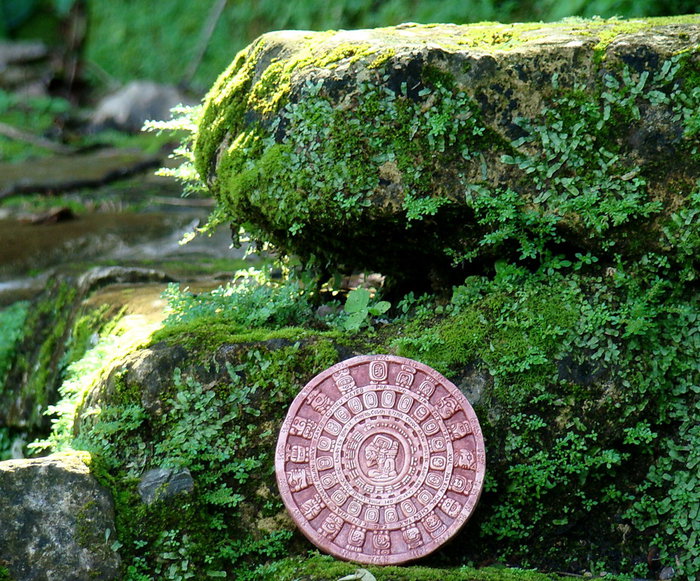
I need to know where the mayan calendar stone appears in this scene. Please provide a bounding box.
[275,354,486,565]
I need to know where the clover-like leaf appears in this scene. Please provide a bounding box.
[344,288,370,314]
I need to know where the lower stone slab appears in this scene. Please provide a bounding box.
[0,452,120,581]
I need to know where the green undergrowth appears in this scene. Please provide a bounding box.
[74,338,340,580]
[0,90,71,162]
[19,17,699,579]
[0,279,78,430]
[26,237,696,578]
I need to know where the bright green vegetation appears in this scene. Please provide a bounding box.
[74,337,341,580]
[1,279,78,428]
[0,301,28,393]
[9,13,699,581]
[29,236,697,578]
[0,90,71,162]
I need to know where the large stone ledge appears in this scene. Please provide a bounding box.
[195,16,700,288]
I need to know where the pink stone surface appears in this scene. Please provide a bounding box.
[275,354,486,565]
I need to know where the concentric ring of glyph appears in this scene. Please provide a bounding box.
[275,355,486,565]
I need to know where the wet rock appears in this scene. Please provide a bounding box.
[0,452,120,581]
[0,148,161,199]
[455,364,492,407]
[77,265,174,294]
[91,81,196,132]
[18,206,76,225]
[138,467,194,505]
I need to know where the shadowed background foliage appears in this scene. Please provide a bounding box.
[0,0,698,91]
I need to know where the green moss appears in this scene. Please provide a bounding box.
[0,279,79,428]
[0,564,12,581]
[266,553,564,581]
[152,317,314,352]
[591,14,700,58]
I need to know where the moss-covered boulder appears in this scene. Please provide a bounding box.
[194,16,700,289]
[0,452,120,581]
[42,255,693,579]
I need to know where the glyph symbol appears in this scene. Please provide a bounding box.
[396,365,416,387]
[402,525,423,549]
[380,389,396,408]
[348,397,363,413]
[436,396,459,419]
[287,468,310,492]
[319,513,343,540]
[455,448,475,469]
[333,368,356,393]
[369,360,388,383]
[335,406,351,424]
[320,472,338,488]
[372,530,391,554]
[448,420,472,440]
[306,388,333,414]
[449,474,468,493]
[416,378,436,398]
[365,506,379,523]
[426,473,442,488]
[423,419,439,435]
[330,489,348,507]
[348,525,366,551]
[290,417,317,439]
[423,512,446,538]
[318,435,333,451]
[440,497,462,518]
[347,500,362,516]
[285,444,309,463]
[301,494,325,520]
[429,437,446,452]
[414,405,429,421]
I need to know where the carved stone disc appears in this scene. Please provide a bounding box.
[275,354,486,565]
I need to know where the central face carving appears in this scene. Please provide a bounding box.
[363,434,400,482]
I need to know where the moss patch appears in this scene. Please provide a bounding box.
[265,553,563,581]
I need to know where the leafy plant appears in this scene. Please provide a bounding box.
[342,288,391,331]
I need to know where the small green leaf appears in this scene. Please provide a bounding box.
[369,301,391,316]
[345,288,370,314]
[344,311,367,331]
